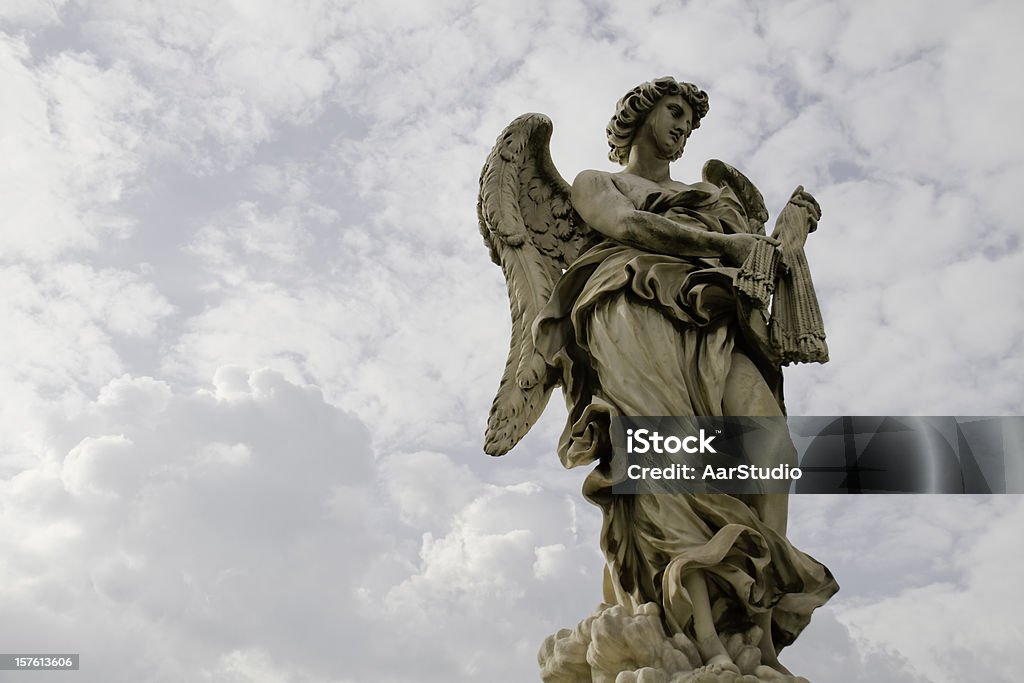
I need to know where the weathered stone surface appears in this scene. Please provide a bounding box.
[538,603,815,683]
[479,77,837,681]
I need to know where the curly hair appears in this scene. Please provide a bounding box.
[606,76,710,165]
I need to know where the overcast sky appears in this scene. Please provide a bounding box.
[1,0,1022,681]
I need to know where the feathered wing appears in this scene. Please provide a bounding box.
[478,113,597,456]
[702,159,769,235]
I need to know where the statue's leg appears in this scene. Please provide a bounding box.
[722,351,794,674]
[682,570,739,673]
[721,350,791,535]
[588,299,801,675]
[587,296,736,657]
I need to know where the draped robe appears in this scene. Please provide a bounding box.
[535,180,838,647]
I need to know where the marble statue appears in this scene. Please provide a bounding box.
[477,77,839,683]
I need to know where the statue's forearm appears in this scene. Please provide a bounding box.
[617,210,729,258]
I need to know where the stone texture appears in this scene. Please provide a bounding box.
[478,77,837,681]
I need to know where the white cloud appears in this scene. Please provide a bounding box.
[0,36,151,260]
[0,264,173,473]
[835,497,1024,683]
[61,434,139,498]
[533,543,570,580]
[380,450,481,529]
[0,369,395,680]
[377,480,602,680]
[95,374,173,418]
[783,606,929,682]
[0,0,68,27]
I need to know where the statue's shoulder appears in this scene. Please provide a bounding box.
[570,169,619,210]
[571,168,615,190]
[572,169,642,201]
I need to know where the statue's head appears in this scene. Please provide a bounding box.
[606,77,709,165]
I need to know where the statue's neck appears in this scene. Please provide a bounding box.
[624,145,672,183]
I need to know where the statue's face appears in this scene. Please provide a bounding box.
[642,94,694,160]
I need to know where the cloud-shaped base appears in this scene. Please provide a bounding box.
[539,602,812,683]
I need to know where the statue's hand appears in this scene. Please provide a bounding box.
[721,232,781,267]
[772,185,821,250]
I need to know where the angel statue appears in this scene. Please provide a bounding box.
[477,77,839,683]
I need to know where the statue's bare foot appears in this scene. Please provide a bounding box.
[688,634,741,681]
[706,654,740,673]
[696,634,739,673]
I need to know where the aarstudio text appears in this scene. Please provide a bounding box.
[626,463,803,482]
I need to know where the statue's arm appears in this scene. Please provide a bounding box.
[571,170,769,265]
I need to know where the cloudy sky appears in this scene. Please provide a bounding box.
[2,0,1022,681]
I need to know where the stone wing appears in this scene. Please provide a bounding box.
[478,113,597,456]
[702,158,769,235]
